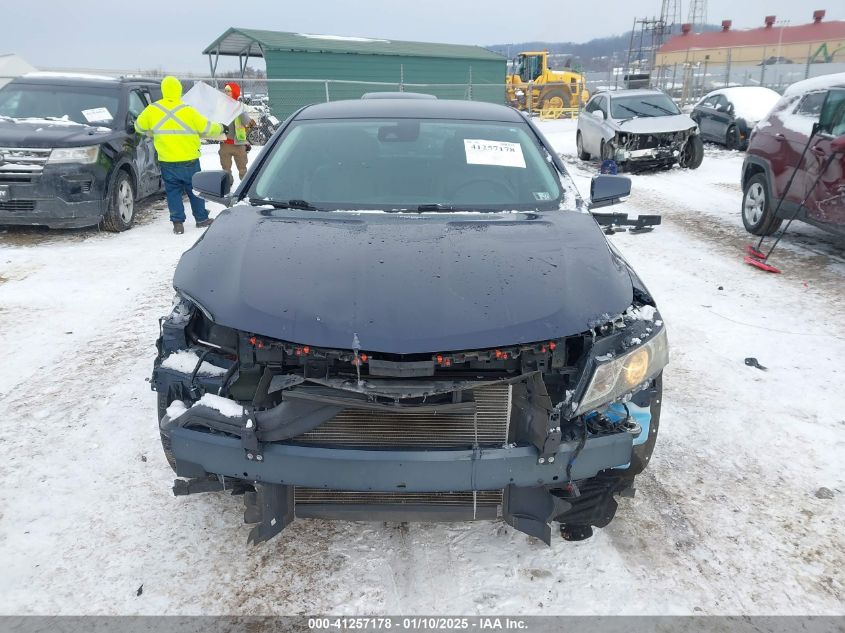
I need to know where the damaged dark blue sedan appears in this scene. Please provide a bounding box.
[152,96,668,545]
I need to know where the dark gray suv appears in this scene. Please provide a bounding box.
[0,73,163,230]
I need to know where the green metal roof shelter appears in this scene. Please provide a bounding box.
[203,28,507,118]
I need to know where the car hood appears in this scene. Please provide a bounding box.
[617,114,697,134]
[0,118,118,148]
[174,206,635,354]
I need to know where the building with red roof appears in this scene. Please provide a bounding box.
[655,10,845,67]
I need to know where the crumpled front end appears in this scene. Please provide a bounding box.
[152,293,667,545]
[612,128,697,170]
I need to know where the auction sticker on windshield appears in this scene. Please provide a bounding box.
[463,139,526,168]
[81,107,112,123]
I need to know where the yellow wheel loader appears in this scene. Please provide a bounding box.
[506,51,589,119]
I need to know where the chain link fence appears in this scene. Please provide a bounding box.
[583,59,845,108]
[5,61,845,120]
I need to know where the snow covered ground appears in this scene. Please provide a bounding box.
[0,127,843,616]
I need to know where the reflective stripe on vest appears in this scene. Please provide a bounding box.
[234,117,247,142]
[151,103,195,134]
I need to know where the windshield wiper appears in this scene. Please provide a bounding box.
[415,204,501,213]
[617,105,653,118]
[644,103,678,116]
[250,197,321,211]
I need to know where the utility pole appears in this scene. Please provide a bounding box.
[688,0,708,31]
[774,19,790,89]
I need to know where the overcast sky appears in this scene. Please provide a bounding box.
[5,0,842,74]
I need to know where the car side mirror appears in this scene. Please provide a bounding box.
[192,170,232,206]
[589,174,631,210]
[592,109,605,121]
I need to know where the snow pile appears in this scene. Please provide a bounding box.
[164,400,188,420]
[23,71,117,82]
[159,350,227,376]
[626,304,657,322]
[196,393,244,418]
[778,111,815,137]
[718,87,780,123]
[782,72,845,98]
[0,115,84,127]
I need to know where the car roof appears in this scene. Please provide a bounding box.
[601,89,667,99]
[11,72,158,88]
[296,98,526,122]
[783,72,845,98]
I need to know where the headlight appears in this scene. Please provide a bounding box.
[48,145,99,164]
[574,327,669,415]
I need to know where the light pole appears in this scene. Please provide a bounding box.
[775,19,790,89]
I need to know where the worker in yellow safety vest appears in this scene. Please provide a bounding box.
[134,76,226,234]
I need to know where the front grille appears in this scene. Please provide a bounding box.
[289,383,512,448]
[0,200,36,212]
[0,173,33,182]
[295,489,503,507]
[628,133,673,150]
[0,147,50,175]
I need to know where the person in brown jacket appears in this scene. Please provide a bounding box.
[218,82,254,186]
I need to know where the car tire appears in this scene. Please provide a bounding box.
[157,392,177,472]
[101,170,135,232]
[742,173,783,236]
[576,131,590,160]
[679,135,704,169]
[600,139,616,162]
[725,125,741,150]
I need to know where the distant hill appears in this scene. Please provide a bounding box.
[488,24,721,72]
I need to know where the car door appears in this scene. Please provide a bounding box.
[127,88,160,197]
[709,95,734,143]
[587,96,612,156]
[579,95,604,155]
[775,90,826,211]
[803,90,845,226]
[694,95,718,140]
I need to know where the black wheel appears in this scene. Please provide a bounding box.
[600,139,616,162]
[101,170,135,232]
[742,173,783,236]
[247,127,266,145]
[157,392,177,472]
[576,131,590,160]
[679,135,704,169]
[725,125,741,150]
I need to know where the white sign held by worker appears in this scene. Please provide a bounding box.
[182,81,245,126]
[463,139,526,168]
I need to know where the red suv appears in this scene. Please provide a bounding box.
[741,73,845,237]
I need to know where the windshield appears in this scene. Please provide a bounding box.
[0,84,120,126]
[610,93,680,119]
[250,118,563,211]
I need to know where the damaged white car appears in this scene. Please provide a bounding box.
[577,88,704,171]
